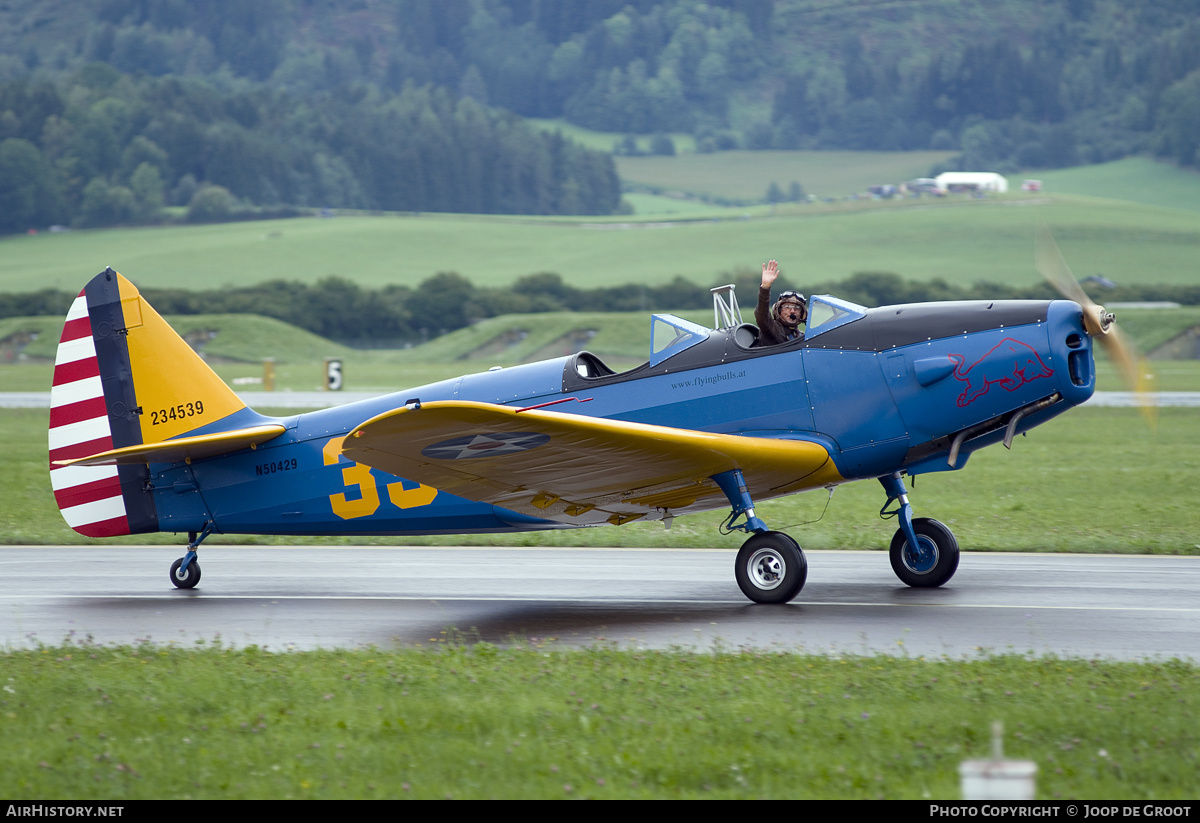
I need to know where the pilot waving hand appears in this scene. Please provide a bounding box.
[756,259,806,345]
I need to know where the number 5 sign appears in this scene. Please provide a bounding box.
[325,358,343,391]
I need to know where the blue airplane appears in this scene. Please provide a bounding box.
[48,231,1142,603]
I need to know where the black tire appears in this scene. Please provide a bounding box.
[169,557,201,589]
[734,531,807,604]
[889,517,959,588]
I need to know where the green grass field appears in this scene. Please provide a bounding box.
[1033,157,1200,213]
[1,645,1195,799]
[618,154,1200,214]
[615,149,961,199]
[4,164,1200,294]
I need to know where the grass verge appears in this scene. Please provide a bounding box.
[0,643,1195,799]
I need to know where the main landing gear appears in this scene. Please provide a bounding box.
[715,469,960,603]
[169,525,212,590]
[714,469,808,604]
[880,473,960,588]
[734,531,807,604]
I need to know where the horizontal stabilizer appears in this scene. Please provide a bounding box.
[53,424,286,468]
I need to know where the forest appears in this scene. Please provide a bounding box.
[0,70,623,233]
[2,0,1200,233]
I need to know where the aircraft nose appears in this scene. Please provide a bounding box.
[1048,300,1096,406]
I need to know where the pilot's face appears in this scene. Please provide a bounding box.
[778,300,804,327]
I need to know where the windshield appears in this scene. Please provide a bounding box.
[649,314,710,366]
[806,295,867,338]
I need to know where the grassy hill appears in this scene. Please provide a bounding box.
[613,152,1200,215]
[0,313,353,364]
[1032,157,1200,213]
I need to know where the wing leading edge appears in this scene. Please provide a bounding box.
[341,400,843,527]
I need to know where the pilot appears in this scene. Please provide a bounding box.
[756,259,806,345]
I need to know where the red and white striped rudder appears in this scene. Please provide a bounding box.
[48,289,131,536]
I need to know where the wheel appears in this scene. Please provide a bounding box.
[169,557,201,589]
[889,517,959,588]
[734,531,807,604]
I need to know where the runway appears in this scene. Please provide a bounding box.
[2,546,1197,660]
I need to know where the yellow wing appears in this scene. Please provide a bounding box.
[341,401,843,526]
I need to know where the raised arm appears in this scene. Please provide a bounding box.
[761,259,779,290]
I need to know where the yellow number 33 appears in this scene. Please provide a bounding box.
[323,436,437,520]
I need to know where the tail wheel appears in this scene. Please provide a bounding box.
[889,517,959,588]
[735,531,807,604]
[169,558,201,589]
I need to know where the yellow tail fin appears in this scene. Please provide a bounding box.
[107,269,246,443]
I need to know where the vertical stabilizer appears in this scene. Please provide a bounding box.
[48,267,247,536]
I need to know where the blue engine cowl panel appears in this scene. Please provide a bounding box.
[884,299,1094,473]
[801,299,1094,479]
[803,348,909,478]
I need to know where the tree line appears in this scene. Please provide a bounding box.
[0,67,621,234]
[767,5,1200,174]
[25,0,1200,172]
[4,0,1200,233]
[4,270,1197,346]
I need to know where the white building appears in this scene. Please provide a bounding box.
[934,172,1009,193]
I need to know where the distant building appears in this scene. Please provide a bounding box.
[934,172,1009,193]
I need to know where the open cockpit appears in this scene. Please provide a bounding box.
[561,293,869,392]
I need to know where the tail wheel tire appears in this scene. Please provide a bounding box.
[889,517,959,588]
[169,558,201,589]
[735,531,807,604]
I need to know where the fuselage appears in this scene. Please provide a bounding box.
[145,297,1095,538]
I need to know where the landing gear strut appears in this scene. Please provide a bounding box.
[169,525,211,590]
[880,473,959,588]
[713,468,807,604]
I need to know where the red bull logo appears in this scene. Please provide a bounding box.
[949,338,1054,407]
